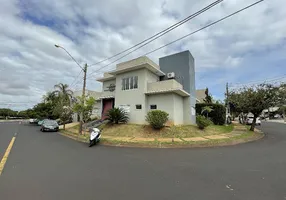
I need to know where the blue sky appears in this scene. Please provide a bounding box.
[0,0,285,110]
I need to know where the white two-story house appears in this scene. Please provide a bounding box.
[96,50,196,125]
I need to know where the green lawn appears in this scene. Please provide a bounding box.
[100,124,234,138]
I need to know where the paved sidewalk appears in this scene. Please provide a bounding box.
[266,119,286,124]
[59,122,79,129]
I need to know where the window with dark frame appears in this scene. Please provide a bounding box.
[150,105,157,109]
[136,104,142,109]
[130,77,134,89]
[125,78,129,90]
[134,76,138,88]
[122,78,125,90]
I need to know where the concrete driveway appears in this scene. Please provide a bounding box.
[0,121,285,200]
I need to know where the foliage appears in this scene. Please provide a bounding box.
[60,106,73,130]
[196,103,226,125]
[106,107,129,124]
[86,116,99,122]
[203,88,213,103]
[0,108,18,118]
[52,83,73,106]
[196,115,213,129]
[33,102,59,119]
[73,96,96,123]
[201,106,213,119]
[228,83,285,131]
[146,110,169,129]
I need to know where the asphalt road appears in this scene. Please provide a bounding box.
[0,121,285,200]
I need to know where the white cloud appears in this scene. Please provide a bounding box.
[0,0,285,109]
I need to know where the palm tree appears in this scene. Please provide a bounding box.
[201,106,213,119]
[43,91,57,103]
[53,83,73,106]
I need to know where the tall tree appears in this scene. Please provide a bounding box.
[60,106,73,130]
[228,83,285,131]
[43,91,58,104]
[204,88,213,103]
[53,83,73,106]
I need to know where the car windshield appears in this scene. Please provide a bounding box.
[44,121,57,126]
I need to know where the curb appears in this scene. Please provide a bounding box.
[58,130,264,149]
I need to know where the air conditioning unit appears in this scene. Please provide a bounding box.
[167,72,175,79]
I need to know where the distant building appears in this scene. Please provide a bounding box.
[196,89,207,103]
[71,90,102,122]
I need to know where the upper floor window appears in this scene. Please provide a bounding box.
[122,76,138,90]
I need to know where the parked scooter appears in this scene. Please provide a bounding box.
[89,128,101,147]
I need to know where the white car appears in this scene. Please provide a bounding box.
[29,118,39,124]
[246,117,261,125]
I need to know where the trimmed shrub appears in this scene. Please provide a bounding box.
[196,115,213,129]
[196,103,226,125]
[146,110,169,129]
[106,107,129,124]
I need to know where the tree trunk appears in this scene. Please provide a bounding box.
[63,123,65,130]
[250,115,257,132]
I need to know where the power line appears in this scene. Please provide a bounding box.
[229,75,286,88]
[87,0,223,76]
[230,74,286,86]
[88,0,224,68]
[87,0,265,79]
[143,0,264,56]
[70,71,83,88]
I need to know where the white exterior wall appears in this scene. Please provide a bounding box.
[147,93,184,125]
[173,94,184,125]
[147,93,175,122]
[146,70,159,83]
[147,79,183,91]
[115,69,149,124]
[102,79,116,97]
[91,100,102,119]
[183,97,191,124]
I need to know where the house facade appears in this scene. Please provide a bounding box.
[96,50,196,125]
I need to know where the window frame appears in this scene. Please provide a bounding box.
[150,105,157,110]
[136,104,142,110]
[121,76,138,91]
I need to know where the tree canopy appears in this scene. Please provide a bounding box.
[228,83,285,131]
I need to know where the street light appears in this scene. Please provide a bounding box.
[55,44,87,135]
[54,44,84,70]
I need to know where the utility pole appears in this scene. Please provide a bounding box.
[226,82,231,124]
[54,44,88,134]
[79,63,87,134]
[226,82,229,104]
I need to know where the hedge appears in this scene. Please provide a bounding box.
[196,103,226,125]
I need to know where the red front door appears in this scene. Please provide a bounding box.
[102,99,114,120]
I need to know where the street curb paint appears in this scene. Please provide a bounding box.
[0,137,16,175]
